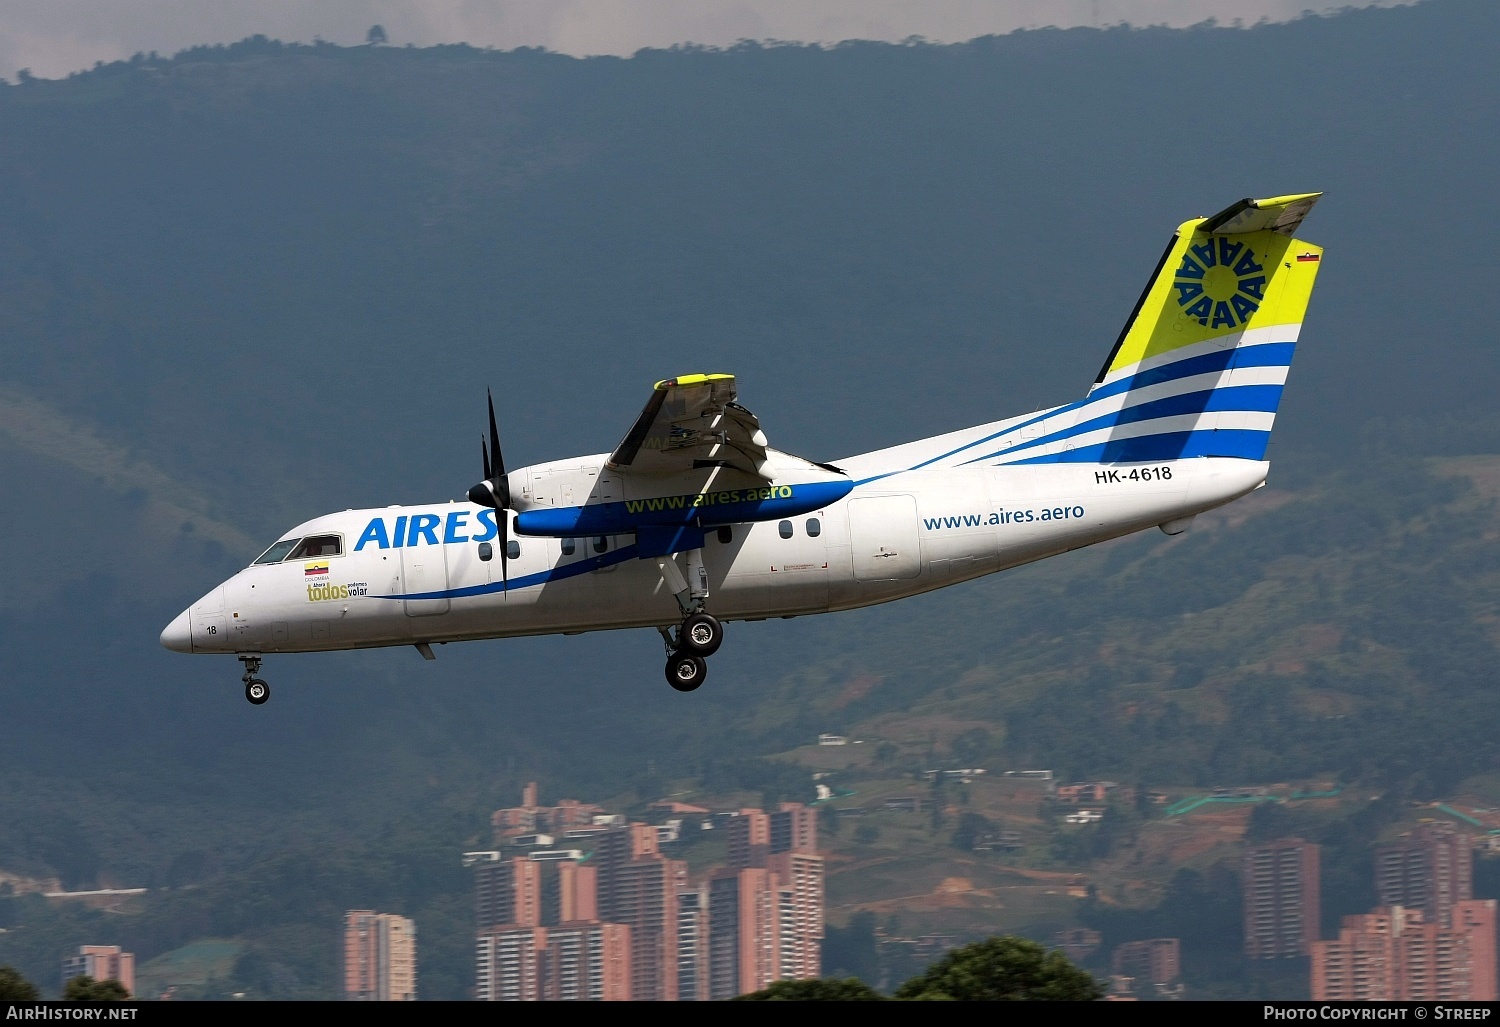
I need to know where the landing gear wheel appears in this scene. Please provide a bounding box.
[665,653,707,692]
[678,613,723,657]
[245,678,270,705]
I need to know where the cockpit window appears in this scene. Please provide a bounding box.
[253,538,302,565]
[288,535,342,560]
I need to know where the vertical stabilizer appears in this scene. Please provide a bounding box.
[1075,193,1324,462]
[975,194,1324,467]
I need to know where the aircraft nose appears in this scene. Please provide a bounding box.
[160,609,193,653]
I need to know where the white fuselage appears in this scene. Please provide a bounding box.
[167,451,1267,656]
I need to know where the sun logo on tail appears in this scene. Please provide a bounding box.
[1173,237,1267,330]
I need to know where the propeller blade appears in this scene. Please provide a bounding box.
[488,389,505,478]
[481,436,491,482]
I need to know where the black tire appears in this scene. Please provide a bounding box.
[678,613,723,657]
[245,678,270,705]
[665,653,707,692]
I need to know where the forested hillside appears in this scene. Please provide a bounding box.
[1,0,1497,998]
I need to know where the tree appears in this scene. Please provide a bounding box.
[366,25,388,45]
[952,811,996,850]
[63,976,130,1001]
[734,977,885,1001]
[822,911,879,983]
[894,936,1102,1001]
[0,966,40,1001]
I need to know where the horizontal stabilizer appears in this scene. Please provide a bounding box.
[1201,192,1321,236]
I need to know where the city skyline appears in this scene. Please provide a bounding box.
[472,784,825,1000]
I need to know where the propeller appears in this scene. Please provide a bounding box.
[467,389,511,589]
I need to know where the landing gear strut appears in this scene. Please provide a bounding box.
[656,549,722,692]
[239,653,270,705]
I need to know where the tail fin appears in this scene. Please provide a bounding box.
[1001,193,1323,465]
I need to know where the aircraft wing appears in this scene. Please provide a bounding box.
[607,374,770,480]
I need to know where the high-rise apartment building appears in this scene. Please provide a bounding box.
[1243,837,1321,959]
[1111,939,1181,986]
[475,856,542,930]
[476,925,546,1001]
[1312,901,1497,1001]
[61,946,135,997]
[770,803,819,857]
[677,885,709,1001]
[1375,822,1473,927]
[707,868,779,998]
[473,802,826,1001]
[477,923,632,1001]
[544,923,632,1001]
[608,843,686,1000]
[591,821,689,1000]
[727,804,816,870]
[768,851,824,981]
[559,861,598,923]
[344,911,417,1001]
[1454,899,1499,1000]
[726,810,771,870]
[595,823,660,919]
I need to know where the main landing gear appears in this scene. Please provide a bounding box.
[239,653,270,705]
[659,616,721,692]
[656,549,724,692]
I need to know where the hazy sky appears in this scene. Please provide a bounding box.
[0,0,1403,81]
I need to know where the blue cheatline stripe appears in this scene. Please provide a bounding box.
[1089,341,1295,403]
[517,480,852,535]
[961,383,1284,466]
[851,340,1295,485]
[1003,428,1272,464]
[378,542,642,602]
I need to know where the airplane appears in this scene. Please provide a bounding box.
[162,193,1325,704]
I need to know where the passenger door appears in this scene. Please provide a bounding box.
[401,544,451,617]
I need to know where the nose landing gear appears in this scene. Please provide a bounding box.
[239,654,270,705]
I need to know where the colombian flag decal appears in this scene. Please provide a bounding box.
[304,562,329,577]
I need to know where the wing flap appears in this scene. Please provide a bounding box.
[608,374,771,480]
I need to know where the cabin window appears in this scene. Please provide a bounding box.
[592,536,609,554]
[561,537,577,556]
[506,540,521,560]
[805,518,821,538]
[717,526,733,544]
[253,538,301,565]
[778,520,793,539]
[288,534,342,560]
[477,542,493,561]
